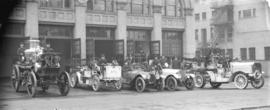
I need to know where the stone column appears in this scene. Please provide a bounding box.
[116,0,128,58]
[25,0,39,47]
[152,0,162,55]
[74,0,87,59]
[183,8,196,58]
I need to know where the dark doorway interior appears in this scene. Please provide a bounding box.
[0,37,25,77]
[95,40,114,61]
[46,39,71,67]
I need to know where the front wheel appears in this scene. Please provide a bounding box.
[58,72,70,96]
[26,71,37,97]
[195,72,206,88]
[11,66,21,92]
[135,77,146,92]
[184,77,195,90]
[70,73,78,88]
[234,73,248,89]
[251,77,264,89]
[166,76,177,91]
[92,75,100,92]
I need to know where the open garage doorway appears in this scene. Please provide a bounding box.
[95,40,114,61]
[46,39,72,68]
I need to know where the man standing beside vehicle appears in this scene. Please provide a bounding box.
[17,43,26,62]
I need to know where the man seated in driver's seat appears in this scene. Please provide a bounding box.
[97,54,107,73]
[43,43,54,53]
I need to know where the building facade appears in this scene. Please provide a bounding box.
[193,0,270,75]
[0,0,196,77]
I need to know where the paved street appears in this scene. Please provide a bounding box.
[0,78,269,110]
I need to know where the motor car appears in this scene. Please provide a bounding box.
[70,59,122,91]
[194,56,265,89]
[11,40,70,97]
[122,63,165,92]
[160,64,195,91]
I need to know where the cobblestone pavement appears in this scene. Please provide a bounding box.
[0,78,269,110]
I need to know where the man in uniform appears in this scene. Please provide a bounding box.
[17,43,26,62]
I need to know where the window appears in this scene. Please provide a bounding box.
[227,49,233,58]
[131,0,143,14]
[243,9,252,18]
[39,25,73,37]
[128,0,151,15]
[249,47,256,60]
[87,0,114,12]
[162,0,178,16]
[238,11,241,19]
[201,28,207,46]
[195,29,199,41]
[253,8,256,16]
[202,12,207,20]
[162,31,183,57]
[127,29,151,56]
[218,29,225,42]
[210,27,214,40]
[240,48,247,60]
[86,27,115,39]
[39,0,72,9]
[265,47,270,60]
[227,26,233,42]
[195,13,200,21]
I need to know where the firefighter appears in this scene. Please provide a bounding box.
[17,43,26,62]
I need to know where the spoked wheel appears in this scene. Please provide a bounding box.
[114,80,122,91]
[210,82,222,89]
[26,71,37,97]
[156,78,165,91]
[11,66,21,92]
[234,73,248,89]
[58,72,70,96]
[92,75,100,92]
[184,77,195,90]
[195,73,206,88]
[166,76,177,91]
[70,73,78,88]
[251,77,264,89]
[135,77,146,92]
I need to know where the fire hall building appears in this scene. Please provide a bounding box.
[0,0,196,77]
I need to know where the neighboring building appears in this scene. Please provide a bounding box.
[193,0,270,75]
[0,0,195,77]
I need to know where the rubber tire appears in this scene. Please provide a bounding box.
[234,73,248,89]
[92,75,100,92]
[210,82,222,89]
[26,71,37,97]
[166,76,177,91]
[70,73,78,88]
[251,77,264,89]
[184,77,195,90]
[11,66,21,92]
[58,72,70,96]
[195,73,206,88]
[135,77,146,92]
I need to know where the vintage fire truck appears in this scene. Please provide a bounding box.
[11,39,71,97]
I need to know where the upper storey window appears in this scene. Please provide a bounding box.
[87,0,114,12]
[39,0,72,9]
[127,0,151,15]
[162,0,181,17]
